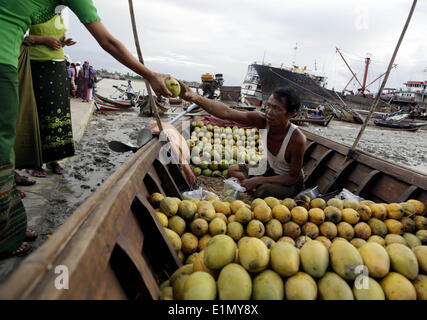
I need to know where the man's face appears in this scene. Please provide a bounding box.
[84,62,89,67]
[264,95,295,126]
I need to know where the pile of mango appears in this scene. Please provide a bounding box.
[149,192,427,300]
[187,121,265,177]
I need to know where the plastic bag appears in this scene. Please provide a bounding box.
[295,186,320,201]
[182,187,216,200]
[223,177,246,200]
[337,188,364,202]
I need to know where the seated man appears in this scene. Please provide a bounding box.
[178,81,306,199]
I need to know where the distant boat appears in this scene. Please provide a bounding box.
[373,113,427,131]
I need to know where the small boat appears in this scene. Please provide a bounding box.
[291,114,334,127]
[373,113,427,131]
[1,116,426,299]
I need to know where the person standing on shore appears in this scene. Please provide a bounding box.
[0,0,172,259]
[81,60,95,102]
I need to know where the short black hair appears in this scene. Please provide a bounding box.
[272,87,301,113]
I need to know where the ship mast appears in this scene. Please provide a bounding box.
[292,42,298,67]
[360,53,371,94]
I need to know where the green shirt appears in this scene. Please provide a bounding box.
[0,0,100,69]
[29,14,67,61]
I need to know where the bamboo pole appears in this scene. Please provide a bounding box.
[346,0,417,160]
[128,0,164,132]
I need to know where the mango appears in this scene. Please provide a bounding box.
[368,235,386,246]
[164,77,181,98]
[316,236,332,248]
[283,221,301,239]
[337,222,355,241]
[251,198,267,210]
[352,277,385,300]
[401,217,416,233]
[169,264,193,288]
[172,274,190,300]
[253,204,272,223]
[281,198,297,210]
[278,236,295,246]
[270,241,300,277]
[343,200,359,210]
[403,233,422,248]
[260,236,276,249]
[414,216,427,230]
[272,204,291,223]
[285,272,317,300]
[329,239,363,280]
[310,198,326,209]
[252,270,284,300]
[235,206,253,224]
[178,200,197,221]
[370,203,387,220]
[324,206,342,223]
[264,196,280,209]
[380,272,416,300]
[291,206,308,225]
[386,203,404,219]
[308,208,325,225]
[412,245,427,274]
[193,250,218,279]
[181,232,198,255]
[183,271,216,300]
[302,222,319,239]
[204,235,236,270]
[213,200,231,215]
[198,234,212,251]
[357,205,372,221]
[156,212,168,227]
[160,197,179,217]
[198,202,216,221]
[368,218,388,237]
[350,238,366,248]
[407,199,426,216]
[319,222,338,240]
[246,219,265,238]
[318,272,354,300]
[327,198,344,210]
[386,243,419,280]
[168,215,186,236]
[164,228,182,252]
[300,240,329,278]
[417,230,427,244]
[353,222,371,240]
[190,218,208,237]
[385,234,407,246]
[342,208,360,225]
[217,263,252,300]
[358,242,390,278]
[149,192,164,208]
[226,221,244,241]
[413,274,427,300]
[238,237,270,273]
[208,217,227,236]
[384,219,403,235]
[266,219,283,240]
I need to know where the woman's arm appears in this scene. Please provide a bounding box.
[27,35,62,50]
[84,21,171,97]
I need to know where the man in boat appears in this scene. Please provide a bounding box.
[178,81,306,199]
[126,80,133,100]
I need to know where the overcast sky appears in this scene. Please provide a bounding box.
[63,0,427,92]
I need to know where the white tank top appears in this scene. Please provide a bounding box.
[266,123,297,175]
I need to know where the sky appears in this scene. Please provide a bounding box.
[63,0,427,92]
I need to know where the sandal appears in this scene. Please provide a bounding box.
[25,230,38,242]
[27,168,47,178]
[0,242,32,260]
[15,172,36,186]
[47,162,64,175]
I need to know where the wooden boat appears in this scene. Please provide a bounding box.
[290,114,334,127]
[1,120,426,300]
[373,114,427,131]
[94,93,135,111]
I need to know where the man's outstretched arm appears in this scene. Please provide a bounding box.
[178,80,266,129]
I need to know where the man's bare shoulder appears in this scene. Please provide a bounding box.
[247,111,266,128]
[292,127,307,148]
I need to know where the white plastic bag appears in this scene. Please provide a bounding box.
[223,177,246,200]
[337,188,364,202]
[182,187,216,200]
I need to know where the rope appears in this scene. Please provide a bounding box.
[347,0,417,159]
[128,0,164,132]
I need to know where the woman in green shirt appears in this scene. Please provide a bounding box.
[0,0,172,258]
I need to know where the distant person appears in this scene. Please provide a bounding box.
[0,0,172,259]
[80,60,96,102]
[318,104,325,116]
[75,61,82,97]
[126,80,133,100]
[67,61,76,97]
[179,82,306,199]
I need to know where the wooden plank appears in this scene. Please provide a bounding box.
[324,159,356,193]
[153,159,182,198]
[355,170,381,197]
[168,163,191,192]
[303,141,317,163]
[304,150,334,187]
[397,185,420,202]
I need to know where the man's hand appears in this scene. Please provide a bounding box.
[177,80,196,102]
[147,72,172,98]
[241,177,263,193]
[43,36,62,50]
